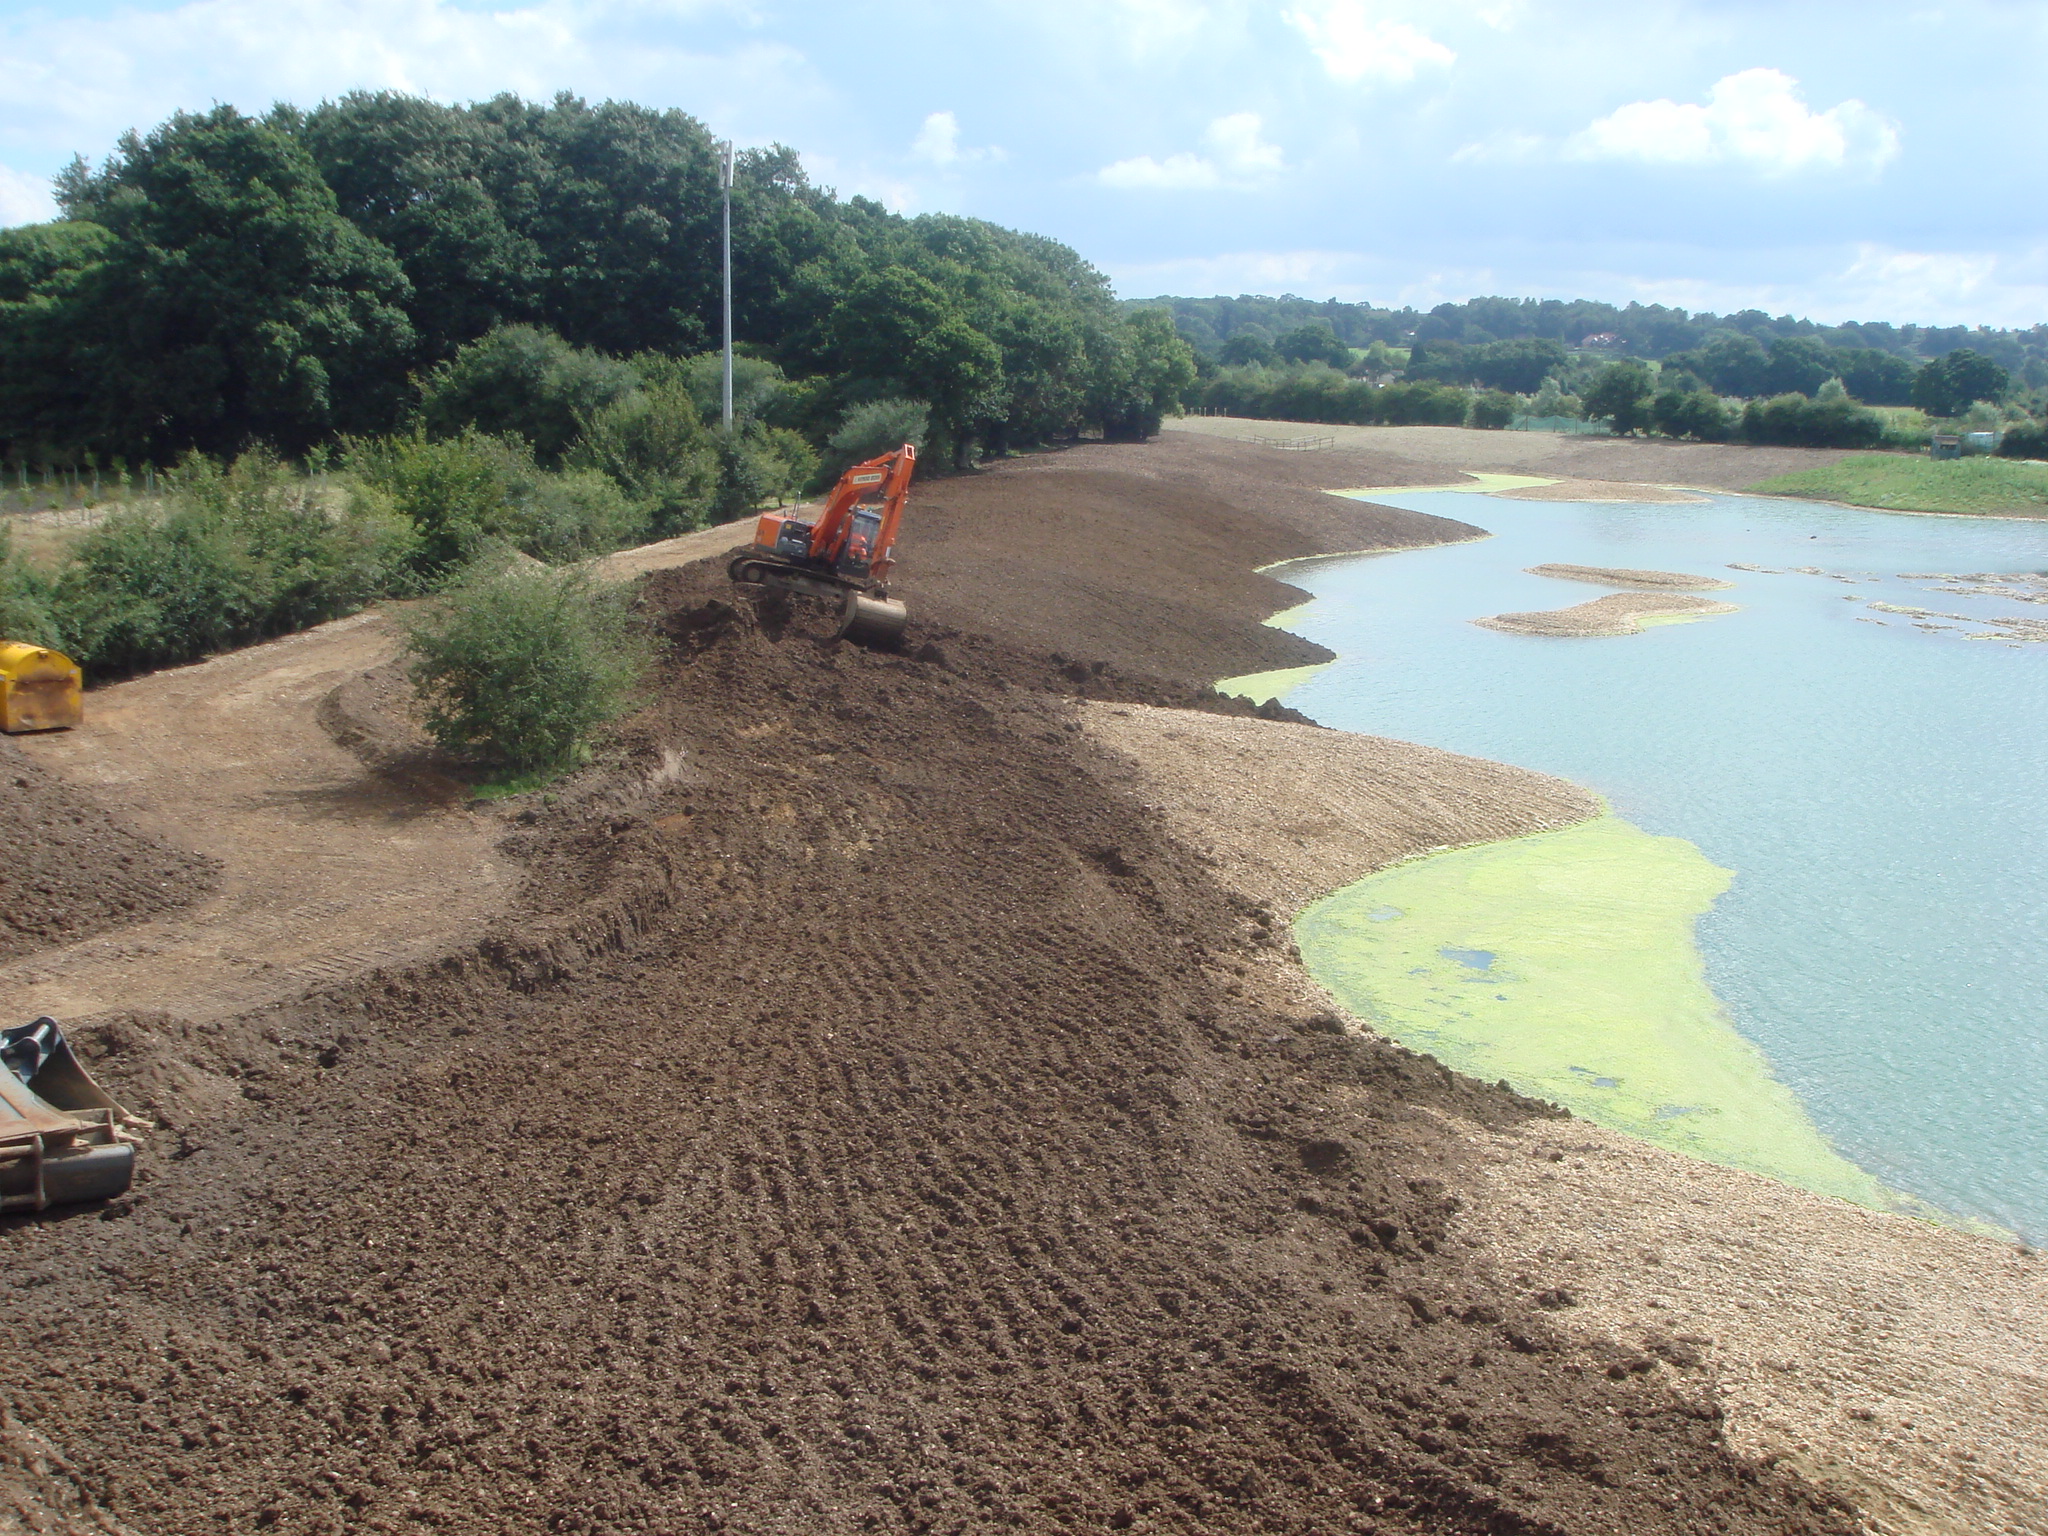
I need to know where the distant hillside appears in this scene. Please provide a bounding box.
[1136,293,2048,386]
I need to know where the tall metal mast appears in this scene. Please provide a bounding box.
[719,140,735,431]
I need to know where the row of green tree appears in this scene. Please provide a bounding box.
[1189,357,1926,450]
[1146,292,2048,382]
[1195,316,2019,414]
[0,92,1195,472]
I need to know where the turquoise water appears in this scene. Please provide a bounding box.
[1270,490,2048,1240]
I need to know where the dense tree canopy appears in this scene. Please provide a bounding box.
[0,91,1193,469]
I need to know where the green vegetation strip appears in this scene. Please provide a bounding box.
[1748,454,2048,518]
[1296,815,1905,1210]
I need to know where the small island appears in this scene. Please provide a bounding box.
[1477,591,1741,636]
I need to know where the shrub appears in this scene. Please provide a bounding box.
[162,448,418,629]
[1996,420,2048,459]
[1650,389,1735,442]
[1467,391,1516,430]
[400,561,651,776]
[351,430,646,572]
[1740,394,1885,450]
[514,469,645,562]
[419,325,641,463]
[705,422,819,520]
[1582,361,1655,434]
[53,447,418,675]
[826,398,930,476]
[0,525,63,649]
[568,378,718,535]
[1375,382,1469,426]
[56,503,264,673]
[660,350,787,425]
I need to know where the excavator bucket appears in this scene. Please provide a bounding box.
[0,642,83,733]
[0,1019,135,1212]
[839,591,908,648]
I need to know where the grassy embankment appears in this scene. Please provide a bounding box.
[1749,454,2048,517]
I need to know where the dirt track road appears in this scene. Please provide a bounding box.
[0,516,758,1028]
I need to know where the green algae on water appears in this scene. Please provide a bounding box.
[1215,601,1332,703]
[1296,815,1902,1210]
[1215,662,1328,705]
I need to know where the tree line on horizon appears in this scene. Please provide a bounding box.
[0,93,1195,475]
[1145,292,2048,385]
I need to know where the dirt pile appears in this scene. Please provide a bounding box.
[0,736,217,963]
[0,442,1859,1535]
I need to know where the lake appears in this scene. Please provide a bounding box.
[1248,485,2048,1241]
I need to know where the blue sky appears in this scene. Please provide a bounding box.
[1,0,2042,326]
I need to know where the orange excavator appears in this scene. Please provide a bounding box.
[729,444,915,647]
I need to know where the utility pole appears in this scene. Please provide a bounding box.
[719,139,735,431]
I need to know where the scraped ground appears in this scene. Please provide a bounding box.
[0,436,1879,1536]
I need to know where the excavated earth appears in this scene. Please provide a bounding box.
[0,740,218,964]
[0,435,1864,1535]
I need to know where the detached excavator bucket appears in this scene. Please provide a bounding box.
[839,590,908,648]
[0,642,83,733]
[0,1019,135,1213]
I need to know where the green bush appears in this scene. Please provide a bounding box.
[54,447,417,675]
[1996,420,2048,459]
[515,469,646,562]
[401,561,652,776]
[0,525,63,649]
[567,377,719,535]
[1375,382,1469,425]
[1467,391,1516,430]
[826,397,929,474]
[162,448,418,629]
[1650,389,1735,442]
[419,325,641,463]
[351,430,646,572]
[1582,361,1655,434]
[1740,394,1885,449]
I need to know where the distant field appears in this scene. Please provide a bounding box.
[1747,454,2048,518]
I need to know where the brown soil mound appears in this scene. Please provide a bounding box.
[1477,592,1740,637]
[0,735,216,962]
[1527,564,1735,591]
[0,441,1853,1536]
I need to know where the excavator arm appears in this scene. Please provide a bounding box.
[805,444,915,584]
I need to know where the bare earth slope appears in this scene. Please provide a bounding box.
[0,440,1883,1536]
[0,738,217,963]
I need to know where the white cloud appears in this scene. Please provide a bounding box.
[910,110,1003,168]
[0,0,805,167]
[0,166,56,228]
[1097,111,1283,191]
[1283,2,1453,86]
[1566,68,1900,176]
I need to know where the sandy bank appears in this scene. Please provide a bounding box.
[1494,478,1709,504]
[1528,562,1736,590]
[1083,698,2048,1536]
[1477,591,1740,636]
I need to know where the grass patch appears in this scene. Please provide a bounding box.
[1747,454,2048,517]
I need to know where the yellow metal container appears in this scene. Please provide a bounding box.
[0,642,82,732]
